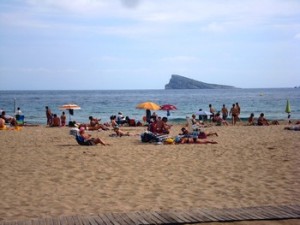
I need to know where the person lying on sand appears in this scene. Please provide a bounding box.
[176,127,217,144]
[177,135,217,144]
[110,115,138,137]
[284,125,300,131]
[180,127,218,139]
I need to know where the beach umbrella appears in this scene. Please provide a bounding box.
[285,99,291,123]
[285,99,291,113]
[160,104,177,116]
[195,110,212,116]
[160,104,177,111]
[59,104,81,110]
[59,103,81,123]
[136,102,161,110]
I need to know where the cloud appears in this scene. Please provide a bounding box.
[201,22,225,33]
[161,56,200,63]
[2,0,300,38]
[294,33,300,39]
[120,0,141,8]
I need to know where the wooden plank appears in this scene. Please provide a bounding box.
[249,207,273,220]
[90,216,106,225]
[44,217,54,225]
[238,207,263,220]
[161,211,187,223]
[50,217,60,225]
[170,210,198,223]
[108,213,131,225]
[203,208,229,221]
[224,208,252,221]
[191,208,218,221]
[59,216,69,225]
[259,206,283,219]
[2,204,300,225]
[184,209,211,222]
[115,213,137,225]
[239,206,264,220]
[137,211,161,224]
[132,211,153,225]
[66,216,76,225]
[151,211,172,224]
[71,216,84,225]
[263,206,291,219]
[152,211,178,224]
[77,216,90,225]
[98,213,116,225]
[280,205,300,217]
[124,212,147,225]
[86,216,98,225]
[30,219,40,225]
[105,213,122,225]
[209,208,237,221]
[23,220,33,225]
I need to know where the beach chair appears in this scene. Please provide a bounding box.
[16,115,25,126]
[75,134,95,146]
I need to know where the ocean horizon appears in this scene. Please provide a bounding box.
[1,88,299,125]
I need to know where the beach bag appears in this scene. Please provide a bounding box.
[164,138,174,144]
[141,131,164,143]
[69,128,79,136]
[141,131,156,142]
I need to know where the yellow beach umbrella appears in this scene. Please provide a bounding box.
[285,100,291,113]
[136,102,161,110]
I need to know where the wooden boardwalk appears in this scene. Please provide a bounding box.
[1,205,299,225]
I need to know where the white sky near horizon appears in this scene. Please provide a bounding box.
[0,0,300,90]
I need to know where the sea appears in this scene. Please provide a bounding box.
[0,88,299,125]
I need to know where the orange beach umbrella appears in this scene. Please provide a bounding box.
[136,102,161,110]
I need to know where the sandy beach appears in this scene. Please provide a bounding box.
[0,122,299,224]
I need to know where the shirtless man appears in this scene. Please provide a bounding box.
[229,104,239,125]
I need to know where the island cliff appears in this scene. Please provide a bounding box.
[165,74,236,89]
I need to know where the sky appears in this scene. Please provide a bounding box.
[0,0,300,90]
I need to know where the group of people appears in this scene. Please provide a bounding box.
[206,103,241,125]
[206,103,281,126]
[147,114,172,134]
[45,106,67,127]
[0,107,25,129]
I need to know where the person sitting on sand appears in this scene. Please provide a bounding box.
[117,112,127,125]
[1,111,16,126]
[110,115,132,137]
[0,117,6,130]
[156,117,171,134]
[214,112,229,126]
[257,113,269,126]
[191,114,204,126]
[51,114,61,127]
[247,113,255,126]
[79,127,109,145]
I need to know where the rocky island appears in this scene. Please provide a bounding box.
[165,74,236,89]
